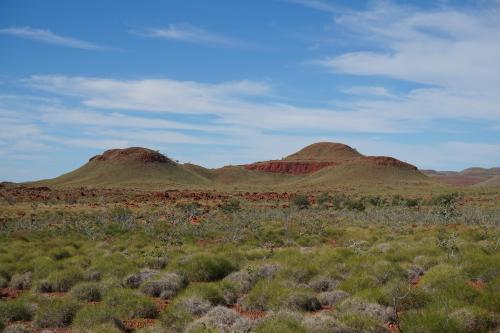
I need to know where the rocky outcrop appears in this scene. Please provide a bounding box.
[89,147,172,164]
[244,161,339,175]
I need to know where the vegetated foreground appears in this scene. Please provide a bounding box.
[0,186,499,333]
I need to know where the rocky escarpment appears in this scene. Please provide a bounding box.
[243,143,418,175]
[244,161,340,175]
[89,147,173,164]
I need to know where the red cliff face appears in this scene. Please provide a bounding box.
[243,156,418,175]
[244,161,339,175]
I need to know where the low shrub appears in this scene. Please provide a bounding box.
[70,282,103,302]
[72,304,122,330]
[104,289,158,319]
[140,272,187,300]
[318,290,350,307]
[33,298,79,328]
[9,272,32,290]
[185,306,252,333]
[0,299,34,322]
[177,254,237,282]
[302,313,353,333]
[38,267,84,292]
[255,311,306,333]
[292,195,310,209]
[122,269,157,289]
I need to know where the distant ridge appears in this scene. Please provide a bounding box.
[423,167,500,186]
[32,142,431,189]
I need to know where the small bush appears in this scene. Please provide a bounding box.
[49,248,72,261]
[160,306,193,332]
[38,267,84,292]
[255,311,306,333]
[0,299,34,322]
[140,272,187,300]
[308,275,339,292]
[105,289,158,319]
[73,304,122,330]
[179,296,212,316]
[9,272,32,290]
[338,297,394,323]
[292,195,310,209]
[70,282,102,302]
[122,269,157,289]
[286,292,322,311]
[302,313,353,333]
[177,254,237,282]
[185,306,252,333]
[33,298,79,328]
[318,290,350,307]
[220,198,241,213]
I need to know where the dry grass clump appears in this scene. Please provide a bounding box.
[9,272,32,290]
[185,306,253,333]
[70,282,103,302]
[140,272,187,300]
[33,298,79,328]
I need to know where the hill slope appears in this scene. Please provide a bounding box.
[38,148,211,187]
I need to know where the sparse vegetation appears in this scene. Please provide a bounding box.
[0,185,498,332]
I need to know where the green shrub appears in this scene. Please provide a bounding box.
[292,195,310,209]
[140,272,187,300]
[104,289,158,319]
[220,198,241,213]
[255,311,306,333]
[73,304,120,329]
[316,192,330,207]
[160,305,194,332]
[70,282,103,302]
[177,254,237,282]
[9,272,32,290]
[38,267,84,292]
[400,307,463,333]
[49,248,72,260]
[0,299,34,322]
[33,298,79,328]
[420,264,478,303]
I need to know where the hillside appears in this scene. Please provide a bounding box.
[473,175,500,187]
[32,143,436,191]
[423,167,500,186]
[293,156,429,189]
[37,147,211,188]
[244,142,362,175]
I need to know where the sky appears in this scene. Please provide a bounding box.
[1,0,500,182]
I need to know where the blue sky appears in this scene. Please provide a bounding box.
[1,0,499,182]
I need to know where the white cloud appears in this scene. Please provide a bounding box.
[286,0,349,14]
[342,86,393,97]
[320,2,500,93]
[0,26,106,50]
[135,24,240,47]
[24,75,403,133]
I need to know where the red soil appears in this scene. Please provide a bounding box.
[123,318,158,330]
[230,304,267,319]
[467,280,485,290]
[0,288,23,300]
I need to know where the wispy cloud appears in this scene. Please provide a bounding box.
[0,26,106,50]
[285,0,350,14]
[135,23,242,47]
[342,86,393,98]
